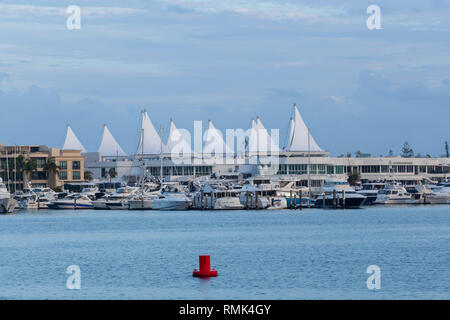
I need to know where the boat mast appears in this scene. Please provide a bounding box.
[14,145,17,193]
[308,127,311,196]
[6,148,10,192]
[140,127,145,195]
[160,125,163,184]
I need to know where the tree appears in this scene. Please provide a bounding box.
[23,158,37,184]
[347,171,361,186]
[42,160,60,188]
[108,168,117,183]
[387,150,394,157]
[445,141,449,158]
[401,141,414,158]
[84,170,93,182]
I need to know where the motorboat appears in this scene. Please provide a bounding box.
[357,182,387,205]
[152,184,192,211]
[427,182,450,204]
[104,186,139,210]
[193,183,244,210]
[128,183,161,210]
[314,178,366,208]
[0,178,16,214]
[373,182,419,205]
[48,194,94,209]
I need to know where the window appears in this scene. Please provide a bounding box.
[36,158,47,168]
[278,165,287,175]
[335,166,344,174]
[183,166,194,176]
[310,164,317,175]
[195,166,212,176]
[59,161,67,169]
[163,167,171,176]
[150,167,160,176]
[327,166,334,174]
[101,168,106,178]
[172,167,183,176]
[31,171,47,180]
[72,161,81,170]
[59,171,68,180]
[288,164,307,175]
[317,164,326,174]
[362,166,380,173]
[72,171,81,180]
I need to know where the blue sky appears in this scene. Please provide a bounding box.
[0,0,449,156]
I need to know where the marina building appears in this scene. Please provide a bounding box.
[82,107,449,186]
[0,144,85,190]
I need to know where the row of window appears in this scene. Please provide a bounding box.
[58,161,80,170]
[58,171,81,180]
[148,166,212,176]
[277,165,449,175]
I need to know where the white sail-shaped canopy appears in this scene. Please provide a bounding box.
[285,105,322,152]
[98,125,127,157]
[203,120,233,156]
[137,110,162,155]
[248,118,258,153]
[248,117,280,153]
[256,117,279,153]
[62,125,86,152]
[164,119,192,155]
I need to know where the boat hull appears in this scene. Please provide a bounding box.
[128,199,154,210]
[1,198,17,213]
[314,196,366,208]
[152,199,190,211]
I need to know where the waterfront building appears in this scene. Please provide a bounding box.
[0,145,85,191]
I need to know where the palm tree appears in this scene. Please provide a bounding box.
[84,170,93,182]
[108,168,117,184]
[42,160,60,188]
[23,158,37,185]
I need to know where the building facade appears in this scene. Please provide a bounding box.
[0,144,85,191]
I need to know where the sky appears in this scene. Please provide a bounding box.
[0,0,449,156]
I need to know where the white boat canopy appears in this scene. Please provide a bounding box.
[285,104,322,152]
[98,124,127,157]
[62,125,86,152]
[164,119,192,155]
[137,110,162,155]
[203,120,233,156]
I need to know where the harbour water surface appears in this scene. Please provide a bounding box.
[1,206,449,299]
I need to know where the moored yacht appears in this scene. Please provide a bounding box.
[357,181,387,205]
[152,184,192,211]
[104,186,139,210]
[427,182,450,204]
[374,182,419,205]
[0,178,16,214]
[193,182,244,210]
[48,194,94,209]
[314,178,366,208]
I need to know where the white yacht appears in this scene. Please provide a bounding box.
[0,178,16,214]
[374,182,419,205]
[357,181,388,205]
[152,184,192,211]
[48,194,94,209]
[193,183,243,210]
[104,186,139,210]
[128,182,161,210]
[314,178,366,208]
[427,182,450,204]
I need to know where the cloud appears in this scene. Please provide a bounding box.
[157,0,347,21]
[0,3,139,18]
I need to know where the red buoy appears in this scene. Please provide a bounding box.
[193,255,218,277]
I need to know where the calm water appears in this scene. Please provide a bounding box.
[0,206,449,300]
